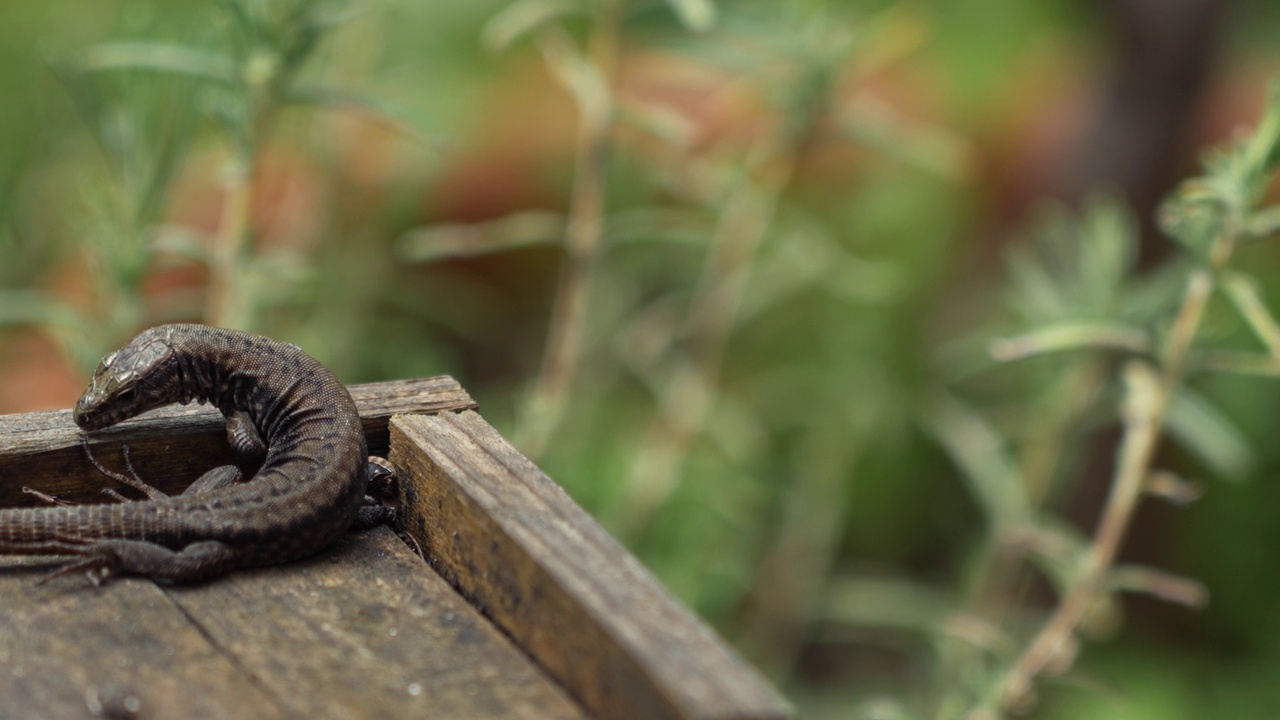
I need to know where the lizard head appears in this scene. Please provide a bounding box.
[73,331,180,431]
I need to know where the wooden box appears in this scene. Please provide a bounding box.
[0,377,790,719]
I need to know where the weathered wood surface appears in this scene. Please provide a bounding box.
[392,411,792,720]
[0,376,475,507]
[0,527,587,719]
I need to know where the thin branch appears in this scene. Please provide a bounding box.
[516,8,620,458]
[996,216,1240,709]
[1221,271,1280,359]
[204,155,256,327]
[617,140,795,535]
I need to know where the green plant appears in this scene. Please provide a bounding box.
[830,87,1280,719]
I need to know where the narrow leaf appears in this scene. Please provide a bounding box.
[1221,271,1280,358]
[665,0,716,32]
[1108,565,1209,609]
[74,42,237,85]
[397,212,566,262]
[1166,386,1255,480]
[989,321,1150,362]
[1007,519,1090,591]
[1143,470,1203,506]
[483,0,587,50]
[919,395,1030,524]
[1192,349,1280,378]
[823,576,1015,656]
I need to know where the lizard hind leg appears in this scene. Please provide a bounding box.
[38,538,238,586]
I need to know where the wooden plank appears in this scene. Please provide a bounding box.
[0,376,475,506]
[391,410,792,720]
[0,528,588,720]
[0,563,287,720]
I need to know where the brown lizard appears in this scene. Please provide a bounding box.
[0,324,390,584]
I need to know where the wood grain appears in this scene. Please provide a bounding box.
[392,410,792,720]
[0,376,475,507]
[0,528,586,720]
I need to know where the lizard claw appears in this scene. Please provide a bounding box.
[33,536,122,586]
[35,552,120,587]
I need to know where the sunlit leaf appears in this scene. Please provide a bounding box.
[397,212,566,262]
[852,697,922,720]
[73,42,237,86]
[1245,204,1280,239]
[990,321,1150,362]
[665,0,716,33]
[483,0,589,50]
[538,29,610,120]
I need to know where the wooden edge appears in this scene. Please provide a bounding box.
[0,376,475,506]
[391,410,792,720]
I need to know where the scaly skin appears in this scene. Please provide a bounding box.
[0,324,370,583]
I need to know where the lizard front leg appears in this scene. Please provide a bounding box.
[81,439,244,499]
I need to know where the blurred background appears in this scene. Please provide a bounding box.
[2,0,1280,717]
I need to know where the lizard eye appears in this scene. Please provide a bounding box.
[116,387,137,404]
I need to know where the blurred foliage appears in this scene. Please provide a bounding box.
[3,1,1280,719]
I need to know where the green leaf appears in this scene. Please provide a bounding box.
[73,42,237,86]
[397,212,566,262]
[1107,565,1208,608]
[0,291,82,330]
[282,84,425,138]
[1157,84,1280,257]
[1012,518,1091,592]
[482,0,589,50]
[1246,204,1280,239]
[919,395,1030,525]
[1005,243,1069,321]
[1192,350,1280,378]
[822,575,1014,656]
[665,0,716,33]
[990,321,1151,362]
[1221,271,1280,358]
[538,29,610,121]
[1157,179,1226,258]
[1237,81,1280,194]
[1166,386,1255,481]
[1078,196,1136,301]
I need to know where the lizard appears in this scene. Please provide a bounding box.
[0,323,392,584]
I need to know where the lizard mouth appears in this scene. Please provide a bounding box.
[72,401,106,431]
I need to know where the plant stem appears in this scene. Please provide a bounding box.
[205,153,256,327]
[516,6,620,459]
[613,137,795,535]
[996,219,1239,710]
